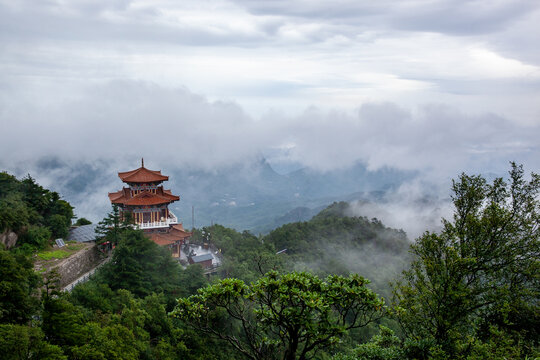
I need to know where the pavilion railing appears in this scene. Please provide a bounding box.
[136,212,178,229]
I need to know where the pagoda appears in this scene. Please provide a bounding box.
[108,159,191,257]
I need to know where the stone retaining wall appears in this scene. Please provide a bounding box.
[54,244,103,288]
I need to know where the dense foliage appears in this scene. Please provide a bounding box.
[0,248,40,324]
[0,227,214,359]
[173,271,384,360]
[1,164,538,359]
[191,224,283,283]
[264,202,410,300]
[392,163,539,359]
[0,172,73,252]
[73,217,92,226]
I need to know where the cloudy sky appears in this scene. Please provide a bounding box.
[1,0,539,178]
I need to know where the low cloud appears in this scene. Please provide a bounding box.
[1,80,538,179]
[346,179,455,240]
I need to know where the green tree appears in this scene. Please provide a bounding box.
[47,214,69,239]
[177,264,209,297]
[0,193,29,232]
[19,225,52,250]
[70,323,140,360]
[263,203,410,300]
[0,172,73,239]
[49,199,73,227]
[333,326,403,360]
[74,217,92,226]
[67,282,117,314]
[95,204,130,246]
[196,224,282,283]
[0,324,66,360]
[393,163,540,358]
[97,228,183,299]
[0,172,20,198]
[41,296,87,348]
[0,247,40,324]
[19,175,50,222]
[173,271,384,360]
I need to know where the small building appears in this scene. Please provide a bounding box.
[188,253,214,269]
[108,159,192,256]
[68,224,99,243]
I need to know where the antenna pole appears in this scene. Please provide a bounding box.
[192,205,195,230]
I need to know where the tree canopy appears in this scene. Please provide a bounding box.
[95,228,202,302]
[173,271,384,360]
[393,163,540,358]
[1,164,538,359]
[0,247,40,324]
[0,172,73,252]
[263,202,410,300]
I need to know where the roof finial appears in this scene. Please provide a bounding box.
[141,157,144,167]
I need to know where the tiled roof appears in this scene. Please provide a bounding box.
[148,225,192,246]
[170,223,192,239]
[108,188,128,202]
[118,166,168,183]
[190,253,213,263]
[149,232,180,246]
[171,223,188,232]
[108,187,179,206]
[68,224,98,242]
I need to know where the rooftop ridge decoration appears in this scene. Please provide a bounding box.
[117,166,169,183]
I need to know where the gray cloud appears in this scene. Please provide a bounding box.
[391,0,537,35]
[0,0,270,47]
[1,80,538,177]
[1,0,539,224]
[0,80,263,170]
[233,0,539,35]
[1,0,539,118]
[271,101,539,175]
[1,78,538,233]
[346,179,454,240]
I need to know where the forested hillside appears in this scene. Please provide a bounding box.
[0,172,73,253]
[264,201,410,299]
[1,165,538,359]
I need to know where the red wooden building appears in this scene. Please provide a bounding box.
[108,159,191,257]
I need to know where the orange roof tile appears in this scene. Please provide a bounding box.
[171,223,192,237]
[108,189,125,202]
[109,187,179,206]
[149,233,178,246]
[147,226,192,246]
[118,166,168,183]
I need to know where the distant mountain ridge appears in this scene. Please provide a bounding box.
[1,157,416,233]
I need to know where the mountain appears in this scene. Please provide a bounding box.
[167,158,416,232]
[263,201,412,299]
[2,157,416,233]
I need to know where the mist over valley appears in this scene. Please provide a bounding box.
[2,154,458,240]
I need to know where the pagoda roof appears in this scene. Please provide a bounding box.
[118,166,168,183]
[148,224,192,246]
[108,187,179,206]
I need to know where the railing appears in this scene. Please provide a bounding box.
[136,212,178,229]
[63,256,112,292]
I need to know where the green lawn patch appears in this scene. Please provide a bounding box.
[37,250,71,260]
[66,243,85,251]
